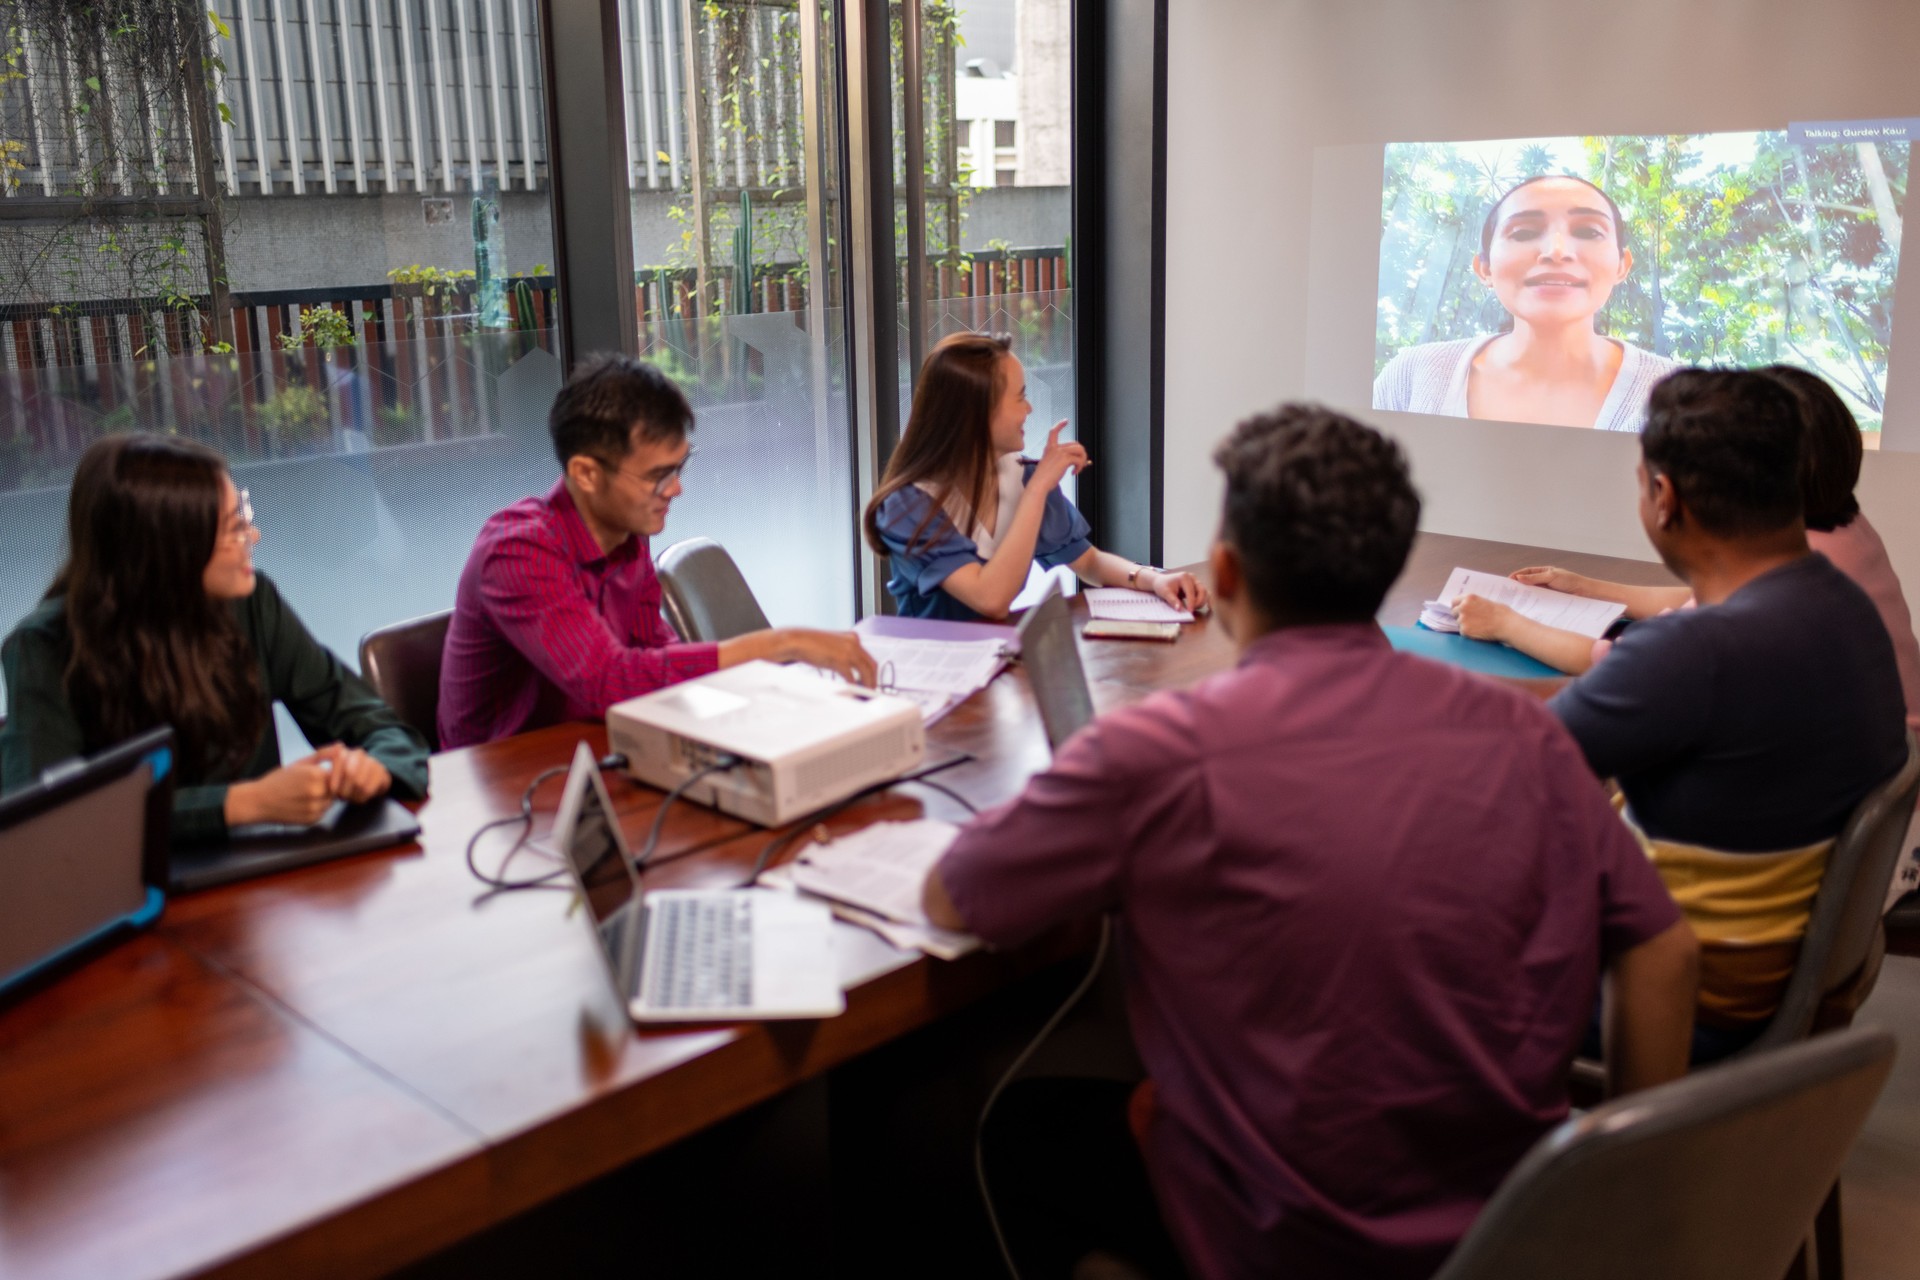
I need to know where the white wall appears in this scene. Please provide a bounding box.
[1164,0,1920,597]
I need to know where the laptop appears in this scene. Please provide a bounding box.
[171,794,421,892]
[0,726,173,1002]
[1016,582,1096,751]
[550,741,845,1022]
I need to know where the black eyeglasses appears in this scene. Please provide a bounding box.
[604,446,697,496]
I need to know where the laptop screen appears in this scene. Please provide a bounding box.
[564,776,636,929]
[1017,584,1095,752]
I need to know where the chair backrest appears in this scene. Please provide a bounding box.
[1433,1027,1896,1280]
[357,610,453,752]
[1750,732,1920,1052]
[654,537,771,643]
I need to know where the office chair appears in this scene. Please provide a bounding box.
[654,537,772,643]
[1572,733,1919,1278]
[1435,1027,1896,1280]
[357,609,453,752]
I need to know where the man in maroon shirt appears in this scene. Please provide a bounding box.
[439,354,875,749]
[923,405,1697,1280]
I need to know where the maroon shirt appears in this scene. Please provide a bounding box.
[438,481,719,749]
[939,624,1679,1280]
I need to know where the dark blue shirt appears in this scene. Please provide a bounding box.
[873,460,1093,621]
[1549,553,1907,851]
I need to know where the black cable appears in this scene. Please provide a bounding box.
[976,917,1115,1280]
[632,756,740,873]
[731,753,979,887]
[464,764,570,894]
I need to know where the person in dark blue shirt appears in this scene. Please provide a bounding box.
[861,332,1207,621]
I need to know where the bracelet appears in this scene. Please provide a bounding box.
[1127,564,1159,590]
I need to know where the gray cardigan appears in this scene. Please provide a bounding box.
[1373,334,1686,433]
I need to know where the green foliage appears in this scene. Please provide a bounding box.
[277,305,355,351]
[1376,132,1910,429]
[255,384,330,448]
[387,264,476,297]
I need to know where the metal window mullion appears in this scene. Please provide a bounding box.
[396,0,427,191]
[268,0,306,192]
[367,0,396,190]
[137,59,168,194]
[454,0,480,191]
[900,0,927,373]
[659,0,683,187]
[843,0,901,617]
[770,10,790,186]
[300,0,338,191]
[209,9,241,193]
[614,0,638,188]
[20,29,56,194]
[481,0,508,189]
[99,45,131,193]
[510,0,534,189]
[797,0,831,495]
[633,0,660,189]
[722,21,744,189]
[237,0,274,191]
[338,0,368,190]
[749,9,769,189]
[424,0,453,190]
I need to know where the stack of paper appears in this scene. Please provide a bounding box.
[764,819,980,960]
[1432,567,1626,640]
[860,635,1010,724]
[1084,587,1195,624]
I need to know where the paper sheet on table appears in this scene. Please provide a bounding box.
[760,865,980,960]
[863,635,1009,698]
[760,819,981,960]
[1439,567,1627,640]
[1084,587,1195,624]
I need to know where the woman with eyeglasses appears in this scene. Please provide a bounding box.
[0,434,428,845]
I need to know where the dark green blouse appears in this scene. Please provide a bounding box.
[0,573,429,845]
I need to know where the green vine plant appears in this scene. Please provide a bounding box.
[276,304,355,352]
[387,264,477,298]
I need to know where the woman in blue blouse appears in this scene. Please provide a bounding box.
[863,332,1207,621]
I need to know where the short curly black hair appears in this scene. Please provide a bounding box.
[549,352,693,470]
[1641,369,1803,537]
[1212,404,1421,623]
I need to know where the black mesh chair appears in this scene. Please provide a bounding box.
[357,610,453,752]
[654,537,772,643]
[1436,1027,1896,1280]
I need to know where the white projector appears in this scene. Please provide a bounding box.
[606,660,927,827]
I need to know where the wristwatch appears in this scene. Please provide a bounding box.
[1126,564,1159,589]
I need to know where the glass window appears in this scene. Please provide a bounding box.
[903,0,1073,482]
[619,0,855,629]
[0,0,561,721]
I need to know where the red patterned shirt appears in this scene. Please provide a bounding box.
[438,480,719,749]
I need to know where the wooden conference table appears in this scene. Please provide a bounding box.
[0,533,1678,1280]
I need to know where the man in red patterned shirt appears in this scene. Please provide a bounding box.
[438,354,875,749]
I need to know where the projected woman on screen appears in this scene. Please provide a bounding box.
[1373,174,1684,432]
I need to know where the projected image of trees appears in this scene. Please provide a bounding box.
[1377,133,1908,435]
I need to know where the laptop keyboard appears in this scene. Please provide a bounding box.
[643,894,754,1011]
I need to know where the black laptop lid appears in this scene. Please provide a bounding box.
[0,726,173,998]
[1016,583,1095,752]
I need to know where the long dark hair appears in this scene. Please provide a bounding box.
[51,434,268,777]
[862,331,1010,556]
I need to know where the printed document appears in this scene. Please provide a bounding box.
[1437,567,1627,640]
[863,635,1008,699]
[1084,588,1195,624]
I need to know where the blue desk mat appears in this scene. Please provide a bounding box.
[1383,625,1563,679]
